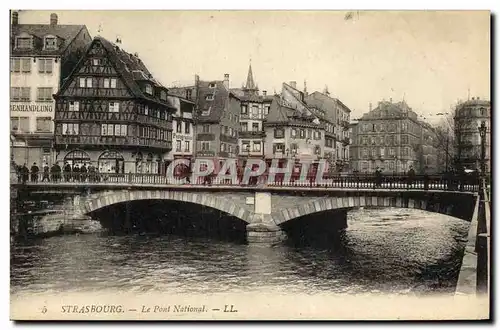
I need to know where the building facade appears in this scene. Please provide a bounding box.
[264,82,326,176]
[230,64,273,162]
[169,74,240,172]
[10,11,91,167]
[53,36,175,174]
[305,88,351,173]
[166,95,196,163]
[350,99,438,174]
[454,97,491,172]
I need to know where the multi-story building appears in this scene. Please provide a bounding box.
[348,121,359,172]
[230,64,273,163]
[305,87,351,173]
[454,97,491,172]
[350,99,438,174]
[169,74,240,172]
[10,11,91,167]
[166,94,196,164]
[53,36,175,174]
[264,82,326,175]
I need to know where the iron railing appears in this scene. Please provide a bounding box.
[11,171,481,192]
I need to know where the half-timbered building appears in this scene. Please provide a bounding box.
[53,36,175,174]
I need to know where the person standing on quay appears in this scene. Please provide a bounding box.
[21,163,29,184]
[63,162,72,182]
[51,162,61,182]
[30,162,39,183]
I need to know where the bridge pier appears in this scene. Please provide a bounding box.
[246,192,286,245]
[246,222,286,245]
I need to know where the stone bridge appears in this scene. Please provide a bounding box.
[13,182,478,244]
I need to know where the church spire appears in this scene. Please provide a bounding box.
[244,59,258,94]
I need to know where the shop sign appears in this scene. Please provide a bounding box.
[10,102,53,113]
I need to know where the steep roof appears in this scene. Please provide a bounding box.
[230,87,273,103]
[196,80,231,122]
[58,36,172,108]
[305,91,352,122]
[266,96,320,126]
[11,23,88,56]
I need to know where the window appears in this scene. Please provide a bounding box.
[11,87,30,101]
[401,122,408,132]
[37,87,53,102]
[109,102,120,113]
[104,78,117,88]
[241,105,248,115]
[186,89,192,99]
[11,58,31,73]
[220,143,226,152]
[314,131,321,140]
[176,140,182,151]
[229,127,234,136]
[401,135,408,144]
[62,123,79,135]
[160,90,167,100]
[273,143,284,153]
[380,148,385,157]
[252,123,259,131]
[11,117,29,132]
[253,141,261,152]
[92,58,101,66]
[307,130,312,139]
[228,145,233,154]
[112,124,127,136]
[290,143,298,153]
[274,128,284,138]
[202,124,210,133]
[242,141,250,152]
[185,123,190,134]
[79,78,93,88]
[370,136,375,145]
[315,145,321,155]
[264,105,270,116]
[252,106,259,117]
[38,59,53,73]
[240,122,247,132]
[291,128,297,138]
[176,122,182,133]
[362,148,368,158]
[145,84,153,94]
[44,37,57,50]
[299,129,305,139]
[16,37,32,49]
[389,148,395,156]
[205,95,214,101]
[201,106,211,116]
[209,83,216,88]
[184,141,190,152]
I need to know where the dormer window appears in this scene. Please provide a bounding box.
[202,106,211,116]
[209,83,216,88]
[145,84,153,95]
[205,95,214,101]
[92,58,102,66]
[15,36,33,49]
[160,90,166,100]
[44,36,57,50]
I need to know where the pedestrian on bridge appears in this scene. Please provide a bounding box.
[63,162,72,182]
[374,167,382,188]
[21,163,29,184]
[42,163,50,182]
[30,162,39,183]
[50,163,61,182]
[407,166,416,188]
[80,163,88,183]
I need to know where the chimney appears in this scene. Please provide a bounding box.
[263,90,267,97]
[195,74,200,86]
[12,11,18,26]
[472,97,475,100]
[50,13,58,26]
[290,81,297,89]
[477,96,480,100]
[369,102,372,111]
[223,74,229,89]
[390,97,393,103]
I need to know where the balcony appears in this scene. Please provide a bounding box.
[341,120,349,130]
[55,111,172,129]
[55,135,171,150]
[239,130,265,138]
[342,137,350,146]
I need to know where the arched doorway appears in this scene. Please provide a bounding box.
[64,150,91,167]
[98,151,125,174]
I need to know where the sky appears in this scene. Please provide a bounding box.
[15,10,490,122]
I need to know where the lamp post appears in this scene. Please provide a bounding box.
[479,121,487,177]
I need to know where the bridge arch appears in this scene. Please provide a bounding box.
[273,194,475,225]
[74,189,253,223]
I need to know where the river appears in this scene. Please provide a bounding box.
[10,208,469,297]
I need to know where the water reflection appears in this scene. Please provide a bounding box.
[11,208,469,296]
